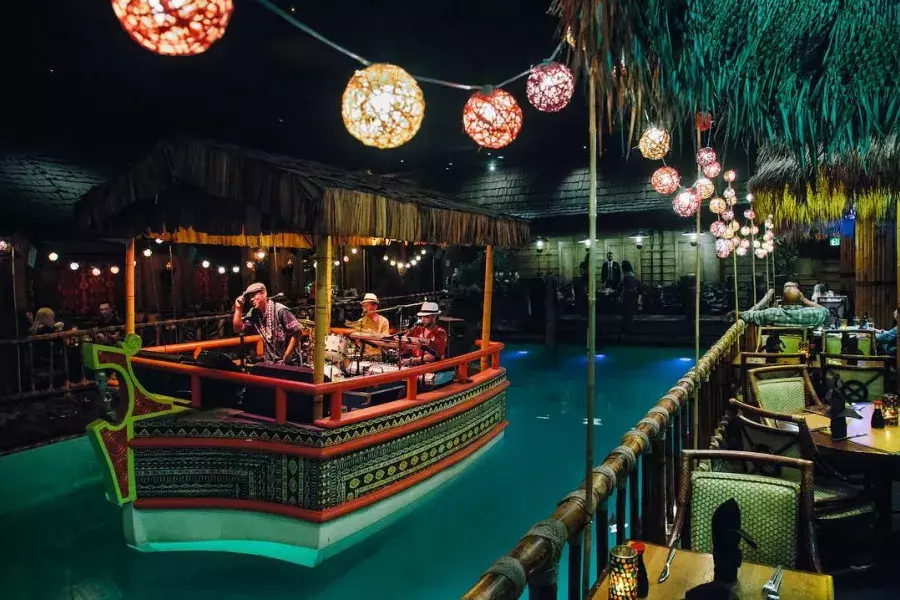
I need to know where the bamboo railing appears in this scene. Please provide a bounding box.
[461,289,775,600]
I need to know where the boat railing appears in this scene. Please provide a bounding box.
[129,335,504,425]
[461,289,774,600]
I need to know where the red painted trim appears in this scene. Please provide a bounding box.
[129,380,509,459]
[133,421,506,523]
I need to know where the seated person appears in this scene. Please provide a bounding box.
[739,285,829,328]
[875,305,898,357]
[400,302,447,366]
[345,293,390,358]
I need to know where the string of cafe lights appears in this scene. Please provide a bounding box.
[109,1,575,151]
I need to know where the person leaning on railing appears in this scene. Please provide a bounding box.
[735,285,830,328]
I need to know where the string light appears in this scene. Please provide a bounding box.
[155,237,163,244]
[702,162,721,178]
[672,190,700,218]
[142,248,152,257]
[48,251,59,262]
[232,265,240,273]
[723,170,737,183]
[69,262,80,271]
[217,266,226,274]
[333,260,340,267]
[91,267,102,277]
[383,254,389,261]
[420,248,427,255]
[351,247,358,254]
[111,0,234,56]
[201,260,210,268]
[255,249,267,261]
[343,255,350,262]
[246,261,254,269]
[110,266,120,274]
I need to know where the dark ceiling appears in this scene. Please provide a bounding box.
[1,0,606,174]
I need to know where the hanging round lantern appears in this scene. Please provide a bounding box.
[740,238,751,249]
[722,209,735,222]
[462,88,523,149]
[672,190,699,218]
[710,220,727,237]
[755,248,768,259]
[751,225,760,235]
[740,226,751,236]
[764,240,775,252]
[723,169,737,183]
[729,220,741,233]
[723,187,736,200]
[736,245,748,256]
[638,127,671,160]
[695,112,713,132]
[694,177,715,200]
[526,62,575,113]
[744,209,756,220]
[702,161,721,178]
[696,147,717,167]
[708,197,726,215]
[716,238,733,258]
[764,231,774,241]
[651,166,681,195]
[111,0,234,56]
[753,240,762,249]
[342,63,425,149]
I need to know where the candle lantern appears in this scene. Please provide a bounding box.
[608,544,639,599]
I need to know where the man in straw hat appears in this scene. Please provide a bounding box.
[346,293,390,358]
[401,301,448,366]
[233,282,304,365]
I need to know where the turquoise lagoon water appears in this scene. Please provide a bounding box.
[0,344,692,600]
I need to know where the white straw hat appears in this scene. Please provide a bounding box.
[417,301,440,317]
[360,293,379,304]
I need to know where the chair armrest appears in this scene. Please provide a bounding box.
[667,510,685,548]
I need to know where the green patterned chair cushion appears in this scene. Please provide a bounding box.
[755,377,806,414]
[812,481,876,521]
[691,471,799,568]
[816,501,876,520]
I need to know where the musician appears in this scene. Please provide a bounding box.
[346,293,390,358]
[401,302,448,366]
[233,283,303,364]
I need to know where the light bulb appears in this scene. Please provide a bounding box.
[155,238,163,244]
[390,260,396,266]
[232,265,240,273]
[405,262,411,268]
[110,266,120,275]
[383,254,389,261]
[201,260,210,268]
[48,251,59,262]
[536,239,545,250]
[217,266,226,274]
[91,267,101,277]
[246,261,254,269]
[69,262,80,271]
[420,248,427,255]
[343,256,350,263]
[333,260,340,267]
[142,248,152,257]
[351,247,358,254]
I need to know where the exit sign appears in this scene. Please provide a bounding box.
[829,237,841,247]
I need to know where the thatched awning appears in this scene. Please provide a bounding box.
[748,142,898,227]
[74,138,530,248]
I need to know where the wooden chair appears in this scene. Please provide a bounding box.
[819,355,890,404]
[669,449,822,573]
[735,352,806,405]
[822,329,877,357]
[756,326,809,354]
[748,365,823,418]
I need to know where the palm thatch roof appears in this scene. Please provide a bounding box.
[74,138,530,248]
[748,141,898,227]
[552,0,900,162]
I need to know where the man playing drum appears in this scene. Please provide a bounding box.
[346,293,390,359]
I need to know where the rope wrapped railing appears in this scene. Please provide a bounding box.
[462,289,774,600]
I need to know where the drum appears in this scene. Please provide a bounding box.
[342,361,374,376]
[365,363,400,376]
[323,364,344,381]
[324,334,351,363]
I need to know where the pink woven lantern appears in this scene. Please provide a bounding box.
[703,161,722,178]
[722,209,735,222]
[111,0,234,56]
[740,226,751,236]
[755,248,768,259]
[462,88,523,149]
[709,197,726,215]
[715,238,733,258]
[723,169,737,183]
[764,231,774,241]
[744,209,756,220]
[526,62,575,113]
[651,166,681,195]
[736,245,748,256]
[751,225,760,235]
[710,220,727,237]
[723,187,736,200]
[694,177,715,200]
[672,190,700,217]
[740,239,751,249]
[696,147,717,167]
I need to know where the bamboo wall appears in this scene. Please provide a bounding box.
[854,219,896,328]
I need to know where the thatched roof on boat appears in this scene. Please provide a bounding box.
[74,138,530,248]
[748,142,898,227]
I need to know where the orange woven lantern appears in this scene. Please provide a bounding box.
[651,166,680,195]
[463,88,523,149]
[709,197,726,215]
[111,1,234,56]
[342,63,425,149]
[723,169,737,183]
[526,62,575,113]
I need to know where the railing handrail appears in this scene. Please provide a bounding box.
[461,288,775,600]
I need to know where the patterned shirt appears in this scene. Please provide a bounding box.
[407,324,448,360]
[247,300,302,363]
[740,305,830,329]
[877,326,897,356]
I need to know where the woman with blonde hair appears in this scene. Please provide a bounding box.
[29,307,61,335]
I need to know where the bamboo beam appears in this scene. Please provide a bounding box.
[582,64,599,599]
[126,238,135,335]
[313,236,332,420]
[733,251,740,318]
[480,244,494,372]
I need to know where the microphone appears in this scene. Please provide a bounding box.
[270,292,286,301]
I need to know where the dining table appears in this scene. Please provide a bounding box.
[589,541,834,599]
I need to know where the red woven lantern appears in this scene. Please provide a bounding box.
[526,62,575,113]
[673,190,700,218]
[710,220,727,237]
[695,112,713,132]
[462,88,523,149]
[744,209,756,220]
[722,209,735,222]
[696,147,717,167]
[651,166,680,195]
[703,161,721,178]
[111,0,234,56]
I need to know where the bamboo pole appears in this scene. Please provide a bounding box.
[313,236,331,420]
[126,238,135,335]
[480,245,494,371]
[896,206,899,391]
[693,126,701,450]
[10,244,21,392]
[750,219,758,305]
[582,64,599,599]
[763,227,770,291]
[733,251,740,318]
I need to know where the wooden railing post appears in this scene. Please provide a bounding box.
[652,434,667,544]
[567,530,583,600]
[407,376,417,401]
[629,466,641,542]
[274,388,287,424]
[595,497,609,579]
[615,481,627,546]
[190,374,201,409]
[329,391,342,421]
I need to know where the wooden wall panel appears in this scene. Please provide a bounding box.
[855,220,896,328]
